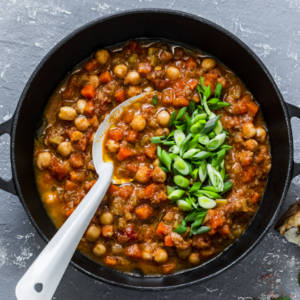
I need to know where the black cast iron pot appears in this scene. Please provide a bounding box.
[1,9,300,290]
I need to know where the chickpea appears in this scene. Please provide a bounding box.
[142,250,153,261]
[244,139,258,151]
[155,128,170,136]
[89,74,99,88]
[93,243,106,257]
[95,49,110,64]
[135,165,152,184]
[105,139,120,153]
[176,247,192,259]
[188,252,200,265]
[112,243,123,254]
[242,122,256,139]
[153,158,160,167]
[157,110,170,127]
[201,58,216,69]
[256,127,267,143]
[59,107,77,121]
[36,152,51,170]
[124,71,141,85]
[76,99,87,114]
[86,225,101,242]
[130,114,146,132]
[57,142,73,157]
[114,64,128,78]
[127,86,142,98]
[74,117,90,131]
[43,192,57,205]
[99,212,114,225]
[152,166,167,183]
[153,248,168,263]
[166,66,181,80]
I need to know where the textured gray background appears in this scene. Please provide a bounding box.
[0,0,300,299]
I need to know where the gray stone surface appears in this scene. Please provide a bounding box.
[0,0,300,299]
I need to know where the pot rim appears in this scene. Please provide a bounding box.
[10,8,293,290]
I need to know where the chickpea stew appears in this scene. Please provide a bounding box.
[34,40,271,275]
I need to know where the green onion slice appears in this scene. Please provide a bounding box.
[191,114,207,124]
[169,145,180,154]
[161,150,172,171]
[199,160,208,182]
[206,133,226,151]
[215,82,223,99]
[150,136,163,144]
[198,196,216,209]
[179,133,192,156]
[162,141,175,146]
[176,107,187,120]
[200,115,222,134]
[157,146,162,160]
[174,175,189,188]
[182,148,200,159]
[166,185,175,196]
[152,95,158,106]
[192,226,211,235]
[191,151,212,160]
[187,100,196,116]
[189,182,202,193]
[214,120,223,135]
[169,110,177,127]
[174,130,185,147]
[168,189,186,200]
[198,134,210,145]
[173,157,189,175]
[207,164,224,192]
[191,168,199,180]
[202,186,220,193]
[173,225,188,234]
[222,181,233,194]
[197,190,222,199]
[176,200,192,211]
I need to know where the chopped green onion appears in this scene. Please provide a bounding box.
[162,140,175,146]
[188,134,200,150]
[211,149,226,167]
[190,213,208,236]
[208,131,216,139]
[179,133,192,156]
[207,164,224,192]
[209,102,231,110]
[174,121,186,131]
[214,120,223,135]
[190,122,205,134]
[191,151,212,160]
[202,186,219,193]
[169,145,179,154]
[191,168,199,179]
[168,153,178,160]
[173,224,188,234]
[168,189,186,200]
[166,130,175,140]
[173,157,189,175]
[220,163,225,180]
[197,190,221,199]
[161,150,172,171]
[174,130,185,147]
[198,196,216,209]
[215,82,223,99]
[221,144,232,151]
[158,163,169,173]
[152,95,158,106]
[150,136,164,144]
[169,111,177,127]
[174,175,190,188]
[185,113,192,133]
[176,107,187,120]
[157,146,162,160]
[182,148,200,159]
[222,181,233,194]
[206,133,226,151]
[191,114,207,124]
[199,160,208,182]
[176,200,192,211]
[192,226,211,235]
[187,100,196,116]
[200,115,222,134]
[166,185,175,196]
[224,174,230,181]
[198,134,210,145]
[189,182,202,193]
[207,98,220,105]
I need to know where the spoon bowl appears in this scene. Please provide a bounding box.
[15,93,147,300]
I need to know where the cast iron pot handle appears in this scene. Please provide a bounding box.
[286,103,300,178]
[0,118,16,195]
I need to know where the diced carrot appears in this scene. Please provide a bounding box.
[156,222,172,236]
[84,180,96,192]
[84,100,95,116]
[247,100,259,116]
[108,128,123,142]
[138,62,152,75]
[144,143,157,159]
[164,234,175,247]
[83,58,100,72]
[187,79,198,90]
[118,185,134,199]
[107,183,120,195]
[173,97,189,107]
[89,116,100,129]
[162,263,176,274]
[65,180,79,191]
[218,225,231,235]
[186,58,197,69]
[127,130,139,143]
[65,208,75,218]
[115,88,126,103]
[102,225,114,238]
[99,71,112,84]
[144,183,156,199]
[81,83,96,99]
[117,145,133,161]
[105,256,117,266]
[135,204,154,220]
[240,166,256,182]
[124,244,142,260]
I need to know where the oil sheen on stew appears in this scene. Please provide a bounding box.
[34,40,271,276]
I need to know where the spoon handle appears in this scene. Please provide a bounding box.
[15,163,113,300]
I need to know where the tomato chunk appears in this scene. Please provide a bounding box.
[156,222,172,236]
[125,244,142,260]
[135,204,154,220]
[81,83,96,99]
[164,234,175,247]
[115,88,126,103]
[117,145,134,161]
[99,71,112,83]
[108,128,123,142]
[83,58,100,72]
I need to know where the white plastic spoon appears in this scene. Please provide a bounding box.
[15,93,147,300]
